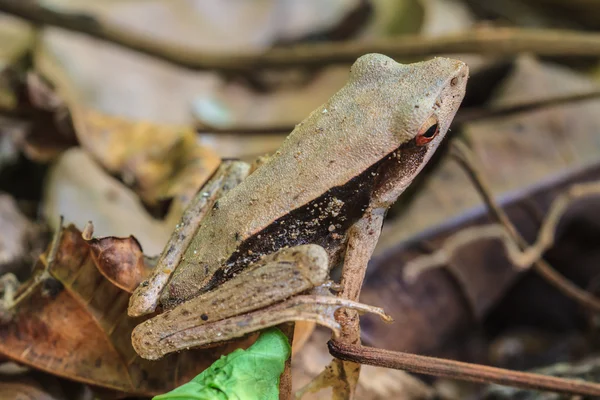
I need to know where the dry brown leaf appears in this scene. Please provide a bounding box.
[71,109,221,211]
[84,232,152,294]
[0,224,256,396]
[34,42,222,213]
[0,25,77,163]
[15,73,79,163]
[43,149,174,256]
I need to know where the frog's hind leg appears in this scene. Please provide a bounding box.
[128,160,250,317]
[131,244,391,360]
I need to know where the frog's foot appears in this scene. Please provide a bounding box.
[128,160,250,317]
[296,358,359,400]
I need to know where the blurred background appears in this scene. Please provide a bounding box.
[1,0,600,399]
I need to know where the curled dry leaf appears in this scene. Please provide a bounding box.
[0,224,256,396]
[83,229,152,293]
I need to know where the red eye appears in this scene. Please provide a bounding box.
[416,116,439,146]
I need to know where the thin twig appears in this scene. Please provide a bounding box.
[404,225,522,280]
[2,1,600,72]
[7,216,64,310]
[450,141,600,312]
[453,88,600,124]
[405,180,600,280]
[329,341,600,397]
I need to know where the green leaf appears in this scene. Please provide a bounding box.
[153,328,291,400]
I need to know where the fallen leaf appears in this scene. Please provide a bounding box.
[32,43,222,214]
[84,231,152,293]
[16,73,79,163]
[70,108,221,211]
[42,149,174,256]
[0,225,257,396]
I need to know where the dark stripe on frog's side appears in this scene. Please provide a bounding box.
[205,139,427,290]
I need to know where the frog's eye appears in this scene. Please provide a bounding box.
[416,115,439,146]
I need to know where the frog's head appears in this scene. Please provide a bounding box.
[348,54,469,205]
[350,53,468,148]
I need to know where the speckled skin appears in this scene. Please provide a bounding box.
[157,54,468,307]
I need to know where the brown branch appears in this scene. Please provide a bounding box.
[8,87,599,137]
[329,341,600,397]
[2,1,600,72]
[196,89,600,135]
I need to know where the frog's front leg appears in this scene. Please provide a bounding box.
[131,244,391,360]
[128,160,250,317]
[297,209,386,399]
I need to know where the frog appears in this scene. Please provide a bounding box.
[127,54,469,376]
